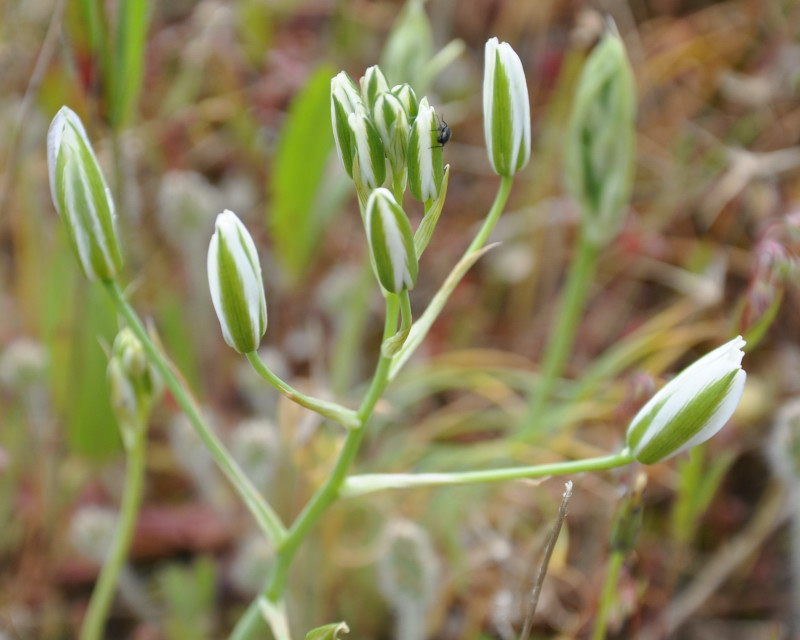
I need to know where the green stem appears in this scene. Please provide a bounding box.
[79,424,146,640]
[341,450,634,497]
[103,280,286,545]
[246,352,360,429]
[467,174,513,253]
[592,549,625,640]
[523,229,600,438]
[229,296,401,640]
[399,290,412,334]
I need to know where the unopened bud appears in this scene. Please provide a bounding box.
[207,210,268,354]
[47,106,123,281]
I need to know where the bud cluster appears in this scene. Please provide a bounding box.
[331,66,445,205]
[331,65,449,295]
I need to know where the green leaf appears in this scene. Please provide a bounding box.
[305,622,350,640]
[110,0,150,127]
[269,64,338,284]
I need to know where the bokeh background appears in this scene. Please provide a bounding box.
[2,0,800,638]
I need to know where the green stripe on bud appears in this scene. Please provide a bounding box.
[407,97,443,203]
[483,37,531,177]
[565,30,636,247]
[47,106,123,281]
[626,336,747,465]
[373,92,410,178]
[391,83,418,119]
[360,65,389,113]
[366,188,418,294]
[348,107,386,190]
[207,210,268,354]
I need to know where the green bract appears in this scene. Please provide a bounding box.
[407,97,444,202]
[47,106,124,281]
[207,210,268,354]
[626,336,747,465]
[565,31,636,247]
[330,71,363,178]
[483,37,531,177]
[366,188,418,294]
[348,107,386,190]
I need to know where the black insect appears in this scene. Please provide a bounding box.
[432,116,451,150]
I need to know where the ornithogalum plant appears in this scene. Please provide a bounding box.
[46,24,749,640]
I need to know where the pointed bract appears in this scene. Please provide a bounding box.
[483,38,531,177]
[626,337,747,464]
[366,188,418,294]
[47,106,123,281]
[207,210,268,354]
[407,97,444,202]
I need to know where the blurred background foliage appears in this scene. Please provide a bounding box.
[1,0,800,638]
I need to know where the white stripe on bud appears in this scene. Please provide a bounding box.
[626,336,747,464]
[207,210,268,354]
[348,106,386,190]
[407,97,443,202]
[331,71,363,178]
[47,106,123,281]
[483,37,531,177]
[366,188,418,294]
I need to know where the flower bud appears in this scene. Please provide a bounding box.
[391,83,418,119]
[483,37,531,177]
[108,327,162,448]
[348,107,386,190]
[47,106,123,281]
[366,188,418,294]
[207,210,268,353]
[626,337,747,465]
[565,31,636,247]
[330,71,363,178]
[360,65,390,112]
[407,97,444,202]
[373,92,410,178]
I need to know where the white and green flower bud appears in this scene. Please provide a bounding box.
[47,106,123,281]
[373,92,410,178]
[348,107,386,190]
[483,37,531,177]
[331,71,363,178]
[365,188,418,294]
[360,65,389,113]
[626,336,747,465]
[391,83,418,119]
[565,31,636,247]
[407,97,444,202]
[107,327,163,448]
[207,210,268,354]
